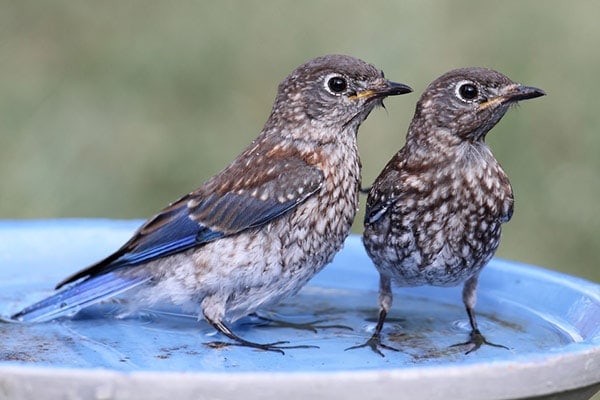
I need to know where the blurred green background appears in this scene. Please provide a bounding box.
[0,1,598,287]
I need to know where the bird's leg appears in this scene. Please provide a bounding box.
[346,275,399,357]
[345,308,399,357]
[203,317,318,354]
[456,306,509,354]
[451,275,509,354]
[247,313,353,333]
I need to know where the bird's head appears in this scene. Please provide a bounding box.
[270,55,412,135]
[410,67,545,145]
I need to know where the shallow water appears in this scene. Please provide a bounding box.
[0,220,598,372]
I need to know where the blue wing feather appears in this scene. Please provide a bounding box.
[54,168,322,289]
[11,272,150,322]
[11,189,312,322]
[97,192,298,271]
[118,206,223,266]
[12,150,324,322]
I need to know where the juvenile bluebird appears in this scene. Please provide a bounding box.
[11,55,412,353]
[348,67,544,356]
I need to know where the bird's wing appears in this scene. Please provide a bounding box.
[364,189,400,226]
[364,158,406,226]
[10,150,324,322]
[56,154,324,288]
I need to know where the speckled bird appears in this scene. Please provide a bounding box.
[11,55,412,353]
[349,67,544,356]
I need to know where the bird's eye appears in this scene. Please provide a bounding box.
[456,82,479,101]
[326,75,348,94]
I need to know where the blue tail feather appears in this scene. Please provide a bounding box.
[11,272,150,323]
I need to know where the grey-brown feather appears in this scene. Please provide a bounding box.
[358,67,544,355]
[12,55,412,353]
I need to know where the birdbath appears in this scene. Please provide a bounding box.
[1,219,599,400]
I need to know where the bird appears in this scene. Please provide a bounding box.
[10,54,412,353]
[348,67,545,356]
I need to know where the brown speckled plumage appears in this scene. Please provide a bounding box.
[11,55,412,354]
[350,67,545,356]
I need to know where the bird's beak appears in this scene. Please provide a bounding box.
[350,80,413,100]
[480,84,546,109]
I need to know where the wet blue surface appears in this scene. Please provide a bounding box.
[0,219,598,372]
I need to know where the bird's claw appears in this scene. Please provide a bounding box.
[249,314,353,333]
[451,329,509,354]
[203,339,318,355]
[345,333,399,357]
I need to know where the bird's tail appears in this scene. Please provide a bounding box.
[10,272,150,323]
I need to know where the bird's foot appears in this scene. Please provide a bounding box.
[203,339,318,355]
[248,313,353,333]
[451,329,509,354]
[345,333,399,357]
[204,317,320,354]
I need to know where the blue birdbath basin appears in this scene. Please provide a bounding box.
[0,219,599,399]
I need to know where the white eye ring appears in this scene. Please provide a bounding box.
[324,73,349,95]
[455,80,480,102]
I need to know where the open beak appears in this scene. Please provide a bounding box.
[480,84,546,109]
[350,80,413,100]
